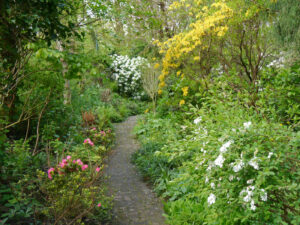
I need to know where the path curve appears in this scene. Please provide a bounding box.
[105,116,166,225]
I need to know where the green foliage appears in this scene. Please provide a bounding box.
[134,97,300,224]
[258,65,300,127]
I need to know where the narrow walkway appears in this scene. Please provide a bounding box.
[105,116,166,225]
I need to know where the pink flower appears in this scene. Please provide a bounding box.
[100,131,106,136]
[47,168,55,179]
[97,203,101,207]
[66,155,72,160]
[73,160,76,164]
[95,167,101,172]
[82,164,88,171]
[76,159,83,166]
[62,159,67,164]
[84,138,94,146]
[91,127,96,131]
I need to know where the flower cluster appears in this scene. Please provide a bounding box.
[47,156,101,180]
[111,54,147,99]
[84,138,94,146]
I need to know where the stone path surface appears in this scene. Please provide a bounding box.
[105,116,166,225]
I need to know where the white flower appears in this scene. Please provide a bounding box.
[260,189,268,201]
[210,182,215,189]
[194,117,202,125]
[220,140,233,153]
[268,152,273,159]
[207,193,216,205]
[214,154,225,168]
[233,160,244,172]
[250,200,256,211]
[247,179,254,184]
[243,121,252,129]
[249,157,259,170]
[243,194,252,202]
[240,186,254,203]
[205,176,209,183]
[229,175,234,181]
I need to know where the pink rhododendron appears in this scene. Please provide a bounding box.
[84,138,94,146]
[82,164,88,171]
[66,155,71,160]
[96,167,101,172]
[97,203,101,207]
[48,168,55,179]
[76,159,83,166]
[91,127,96,131]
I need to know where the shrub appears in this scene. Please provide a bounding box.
[111,54,147,99]
[38,156,111,224]
[134,102,300,224]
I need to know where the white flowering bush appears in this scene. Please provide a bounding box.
[111,54,147,99]
[134,102,300,224]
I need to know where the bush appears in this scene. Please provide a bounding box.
[37,156,111,224]
[134,101,300,224]
[111,54,147,99]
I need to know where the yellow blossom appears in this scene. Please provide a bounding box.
[158,89,163,95]
[154,63,160,69]
[159,81,166,88]
[182,86,189,96]
[179,100,185,106]
[144,108,149,113]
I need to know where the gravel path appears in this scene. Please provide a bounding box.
[105,116,166,225]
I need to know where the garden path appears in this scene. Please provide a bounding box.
[105,116,166,225]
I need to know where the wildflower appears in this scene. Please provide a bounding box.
[96,167,101,172]
[205,176,209,183]
[48,168,55,179]
[207,193,216,205]
[260,189,267,201]
[219,140,233,153]
[233,160,244,172]
[144,108,149,113]
[249,157,259,170]
[194,117,202,125]
[181,86,189,96]
[97,203,102,207]
[243,121,252,129]
[214,154,225,168]
[247,179,254,184]
[100,131,106,136]
[158,89,163,95]
[250,200,256,211]
[179,99,185,106]
[210,182,215,189]
[268,152,273,159]
[66,155,72,160]
[229,175,234,181]
[82,164,88,171]
[154,63,160,69]
[91,127,96,131]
